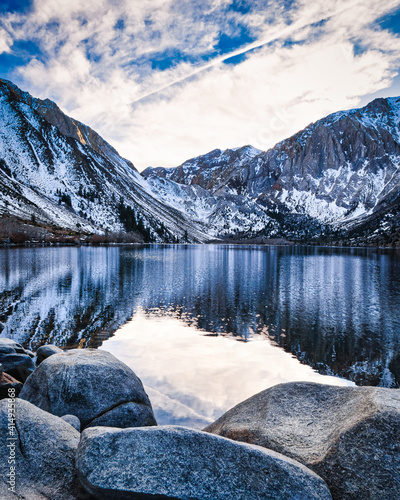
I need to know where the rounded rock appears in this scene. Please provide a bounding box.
[20,348,156,429]
[36,344,64,365]
[61,414,81,432]
[0,353,35,382]
[205,382,400,500]
[0,398,80,499]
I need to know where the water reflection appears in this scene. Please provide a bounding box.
[100,312,353,429]
[0,244,399,387]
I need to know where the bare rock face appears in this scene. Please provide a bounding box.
[76,425,332,500]
[144,97,400,244]
[0,78,211,244]
[205,382,400,500]
[1,78,121,162]
[0,398,80,499]
[20,348,156,430]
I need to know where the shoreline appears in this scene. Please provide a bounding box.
[1,240,399,250]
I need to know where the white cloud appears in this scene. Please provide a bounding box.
[0,28,12,54]
[1,0,400,169]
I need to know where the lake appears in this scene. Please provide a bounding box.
[1,244,399,427]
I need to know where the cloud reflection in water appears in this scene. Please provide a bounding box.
[101,310,354,429]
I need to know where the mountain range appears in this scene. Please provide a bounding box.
[1,78,400,246]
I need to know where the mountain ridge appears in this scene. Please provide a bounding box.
[144,96,400,245]
[1,79,123,164]
[0,78,212,244]
[1,77,400,246]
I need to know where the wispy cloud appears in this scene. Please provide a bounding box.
[1,0,400,169]
[0,28,12,53]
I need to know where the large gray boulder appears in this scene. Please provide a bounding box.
[205,382,400,500]
[0,398,80,499]
[20,348,156,429]
[77,425,332,500]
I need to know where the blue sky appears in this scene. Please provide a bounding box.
[0,0,400,169]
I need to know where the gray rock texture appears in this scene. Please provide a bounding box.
[0,338,26,354]
[61,414,81,432]
[205,382,400,500]
[0,398,80,499]
[0,339,36,381]
[86,400,156,429]
[0,352,35,381]
[0,345,18,355]
[77,425,332,500]
[20,348,156,429]
[36,344,64,365]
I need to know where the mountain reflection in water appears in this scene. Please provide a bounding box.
[0,244,399,389]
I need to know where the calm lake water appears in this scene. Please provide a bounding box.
[1,244,399,427]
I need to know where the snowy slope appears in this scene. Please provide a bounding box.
[144,97,400,243]
[2,77,400,244]
[144,147,279,237]
[0,79,212,243]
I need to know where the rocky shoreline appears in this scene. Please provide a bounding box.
[0,338,399,499]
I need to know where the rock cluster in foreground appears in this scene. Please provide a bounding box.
[0,398,80,500]
[0,338,35,383]
[205,381,400,500]
[0,342,399,499]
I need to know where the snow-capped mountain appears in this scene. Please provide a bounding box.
[1,77,400,245]
[0,79,211,243]
[143,146,280,238]
[144,97,400,244]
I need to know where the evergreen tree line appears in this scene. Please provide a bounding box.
[77,184,98,202]
[117,198,152,241]
[56,189,72,207]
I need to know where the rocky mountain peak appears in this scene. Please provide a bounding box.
[144,96,400,245]
[0,78,212,243]
[0,78,128,169]
[1,76,400,246]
